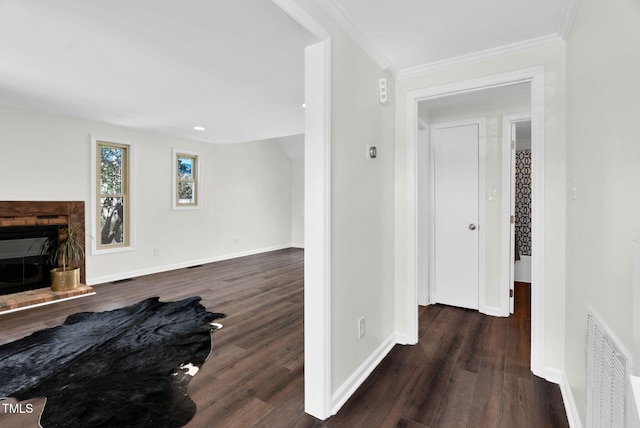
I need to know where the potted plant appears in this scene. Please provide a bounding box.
[42,222,85,291]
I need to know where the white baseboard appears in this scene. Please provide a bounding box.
[543,366,564,384]
[560,371,582,428]
[395,331,416,346]
[481,305,509,317]
[630,376,640,428]
[330,333,396,416]
[291,243,305,249]
[86,244,296,286]
[546,368,582,428]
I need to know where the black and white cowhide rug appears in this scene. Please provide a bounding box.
[0,296,225,428]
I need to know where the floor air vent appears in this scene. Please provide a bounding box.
[585,307,629,428]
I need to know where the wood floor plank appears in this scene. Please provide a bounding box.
[260,366,306,412]
[501,282,537,428]
[429,368,477,428]
[466,316,508,428]
[253,406,322,428]
[501,376,536,428]
[329,341,433,427]
[428,312,489,428]
[219,397,274,428]
[402,308,475,426]
[362,347,432,427]
[396,418,430,428]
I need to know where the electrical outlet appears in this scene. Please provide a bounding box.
[153,248,160,256]
[358,316,366,339]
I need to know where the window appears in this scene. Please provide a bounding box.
[173,149,200,209]
[92,137,133,253]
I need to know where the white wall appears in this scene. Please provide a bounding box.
[565,0,640,424]
[0,106,296,284]
[330,39,395,397]
[395,44,567,372]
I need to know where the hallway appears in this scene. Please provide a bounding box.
[327,282,569,427]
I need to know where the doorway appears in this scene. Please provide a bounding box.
[504,115,532,313]
[406,67,546,377]
[420,83,530,316]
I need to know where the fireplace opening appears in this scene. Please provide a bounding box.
[0,225,59,296]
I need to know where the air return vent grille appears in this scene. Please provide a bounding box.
[585,308,629,428]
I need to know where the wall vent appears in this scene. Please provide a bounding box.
[586,307,630,428]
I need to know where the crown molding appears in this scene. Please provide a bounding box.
[397,34,564,80]
[315,0,396,75]
[559,0,580,40]
[272,0,330,40]
[313,0,575,80]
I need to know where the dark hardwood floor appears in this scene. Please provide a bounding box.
[0,249,568,427]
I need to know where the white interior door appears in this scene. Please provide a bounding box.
[432,123,479,310]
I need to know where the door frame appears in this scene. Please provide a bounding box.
[502,113,531,314]
[406,66,546,377]
[428,119,486,311]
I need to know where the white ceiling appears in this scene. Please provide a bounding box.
[318,0,575,75]
[0,1,575,145]
[0,0,316,144]
[420,82,531,112]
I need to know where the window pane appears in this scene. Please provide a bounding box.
[100,198,125,245]
[177,156,194,180]
[177,181,195,204]
[101,146,123,194]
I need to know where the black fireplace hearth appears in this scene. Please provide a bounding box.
[0,225,59,295]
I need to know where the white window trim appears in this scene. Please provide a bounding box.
[90,135,136,255]
[172,148,201,210]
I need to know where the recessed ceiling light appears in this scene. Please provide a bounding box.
[193,126,205,131]
[301,103,306,108]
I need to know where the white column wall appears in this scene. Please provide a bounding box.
[565,0,640,423]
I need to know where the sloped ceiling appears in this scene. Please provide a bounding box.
[0,0,316,144]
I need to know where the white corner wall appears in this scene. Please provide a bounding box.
[0,106,296,284]
[394,44,567,373]
[286,0,396,415]
[565,0,640,424]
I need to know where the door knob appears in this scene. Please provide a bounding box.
[468,223,477,230]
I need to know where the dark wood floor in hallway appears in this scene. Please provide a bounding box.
[0,249,568,427]
[327,280,569,428]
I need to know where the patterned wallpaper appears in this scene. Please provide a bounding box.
[515,150,532,256]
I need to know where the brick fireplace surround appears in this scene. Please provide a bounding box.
[0,201,94,314]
